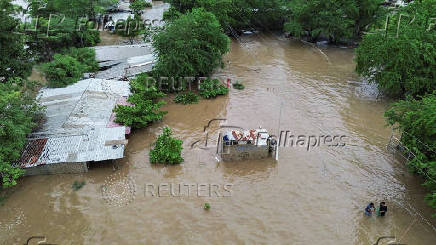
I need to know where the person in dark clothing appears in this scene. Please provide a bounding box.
[379,202,387,217]
[365,202,375,216]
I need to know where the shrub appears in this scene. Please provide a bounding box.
[150,127,184,164]
[72,180,86,191]
[199,79,229,99]
[114,74,167,129]
[63,47,99,72]
[204,202,211,210]
[74,30,101,47]
[174,92,199,104]
[42,54,86,88]
[232,81,245,90]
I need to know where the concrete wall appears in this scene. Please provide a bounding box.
[221,144,270,161]
[24,162,88,176]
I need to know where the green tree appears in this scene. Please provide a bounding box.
[42,53,86,87]
[166,0,286,32]
[385,93,436,209]
[356,0,436,98]
[0,78,43,187]
[64,47,99,72]
[24,0,102,61]
[152,8,230,78]
[284,0,384,42]
[115,15,144,44]
[0,0,32,80]
[27,0,118,19]
[130,0,152,16]
[150,127,184,164]
[114,74,167,129]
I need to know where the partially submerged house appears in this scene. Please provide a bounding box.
[15,79,131,175]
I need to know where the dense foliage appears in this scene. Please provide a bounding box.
[27,0,117,19]
[42,48,98,87]
[115,15,144,44]
[174,92,199,104]
[284,0,384,43]
[42,54,85,87]
[199,78,229,99]
[130,0,152,15]
[65,47,99,72]
[23,0,105,61]
[356,0,436,98]
[150,127,184,164]
[385,93,436,209]
[114,74,167,129]
[0,0,32,80]
[0,78,43,187]
[153,8,230,78]
[165,0,287,32]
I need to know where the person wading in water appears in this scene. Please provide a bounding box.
[378,202,387,217]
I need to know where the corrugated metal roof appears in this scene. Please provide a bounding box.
[17,79,131,168]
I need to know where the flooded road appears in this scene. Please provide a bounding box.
[1,34,436,244]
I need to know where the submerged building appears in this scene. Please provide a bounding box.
[220,128,277,161]
[15,79,131,175]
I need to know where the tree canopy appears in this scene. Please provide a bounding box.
[356,0,436,98]
[152,8,230,78]
[385,93,436,208]
[0,0,32,80]
[114,74,167,129]
[0,78,43,187]
[165,0,287,33]
[284,0,384,42]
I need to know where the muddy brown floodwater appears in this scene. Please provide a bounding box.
[1,34,436,245]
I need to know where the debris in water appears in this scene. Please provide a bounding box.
[72,181,86,191]
[204,203,211,210]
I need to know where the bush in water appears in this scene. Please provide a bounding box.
[150,127,184,164]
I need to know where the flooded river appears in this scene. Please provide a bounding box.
[1,34,436,244]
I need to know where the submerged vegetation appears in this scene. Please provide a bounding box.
[174,92,199,104]
[114,74,167,129]
[150,127,184,164]
[232,81,245,90]
[72,180,86,191]
[199,79,229,99]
